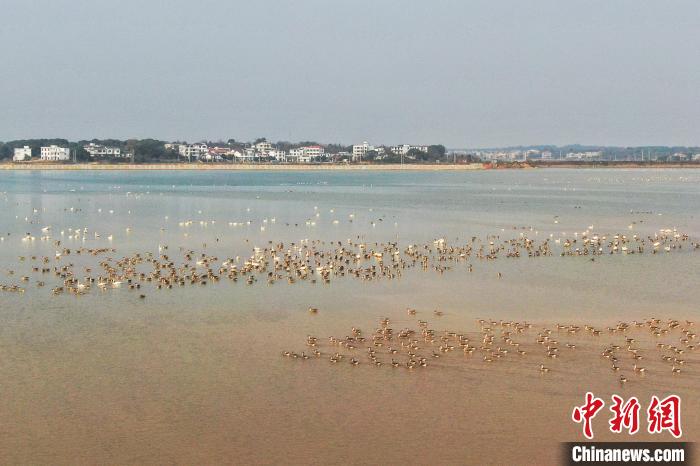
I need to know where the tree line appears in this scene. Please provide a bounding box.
[0,139,180,163]
[0,139,464,164]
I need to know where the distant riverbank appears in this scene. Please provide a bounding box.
[530,161,700,169]
[1,163,485,171]
[2,162,699,171]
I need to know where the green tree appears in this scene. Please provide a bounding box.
[427,145,446,159]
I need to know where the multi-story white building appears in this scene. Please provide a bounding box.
[178,143,209,160]
[13,146,32,161]
[268,149,286,161]
[352,141,375,161]
[233,149,256,162]
[391,144,429,155]
[391,145,409,155]
[302,145,325,160]
[287,148,303,163]
[84,143,122,158]
[254,141,273,154]
[41,145,71,161]
[284,146,325,163]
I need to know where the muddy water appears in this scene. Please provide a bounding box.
[0,168,698,464]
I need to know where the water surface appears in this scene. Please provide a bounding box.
[0,169,698,464]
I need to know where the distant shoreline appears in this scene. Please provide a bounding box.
[1,163,485,171]
[530,161,700,169]
[1,162,698,171]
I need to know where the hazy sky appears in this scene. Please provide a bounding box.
[1,0,699,147]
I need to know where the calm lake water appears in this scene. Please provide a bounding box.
[0,168,698,464]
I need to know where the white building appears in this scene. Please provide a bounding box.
[84,143,122,158]
[201,153,223,162]
[254,141,273,154]
[13,146,32,161]
[287,148,303,163]
[178,143,209,160]
[268,149,286,161]
[565,151,603,160]
[352,141,375,161]
[302,145,325,160]
[41,145,71,161]
[207,146,234,159]
[232,150,254,162]
[285,146,325,163]
[391,144,428,155]
[524,149,541,160]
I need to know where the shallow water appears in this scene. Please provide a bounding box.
[0,168,698,465]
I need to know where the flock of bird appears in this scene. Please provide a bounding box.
[1,222,697,298]
[283,313,696,385]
